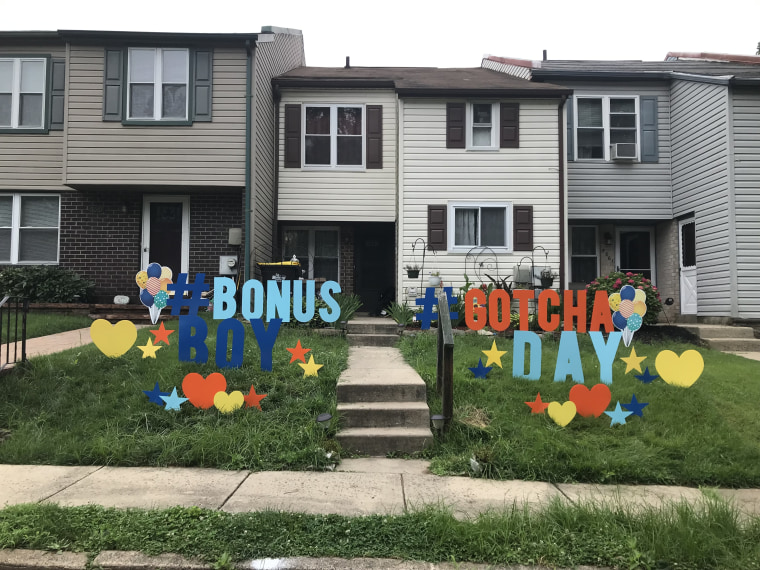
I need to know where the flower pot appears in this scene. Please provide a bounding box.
[407,269,420,279]
[540,277,554,289]
[428,276,441,287]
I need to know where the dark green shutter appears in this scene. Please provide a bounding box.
[428,205,447,251]
[566,97,574,161]
[499,103,519,148]
[103,49,123,121]
[446,103,465,148]
[284,104,301,168]
[366,105,382,169]
[193,49,213,122]
[513,206,533,251]
[49,58,65,131]
[640,96,658,162]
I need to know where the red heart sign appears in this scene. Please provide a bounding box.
[569,383,612,418]
[182,372,227,409]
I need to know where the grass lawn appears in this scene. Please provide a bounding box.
[399,331,760,487]
[1,499,758,569]
[3,312,92,342]
[0,317,346,470]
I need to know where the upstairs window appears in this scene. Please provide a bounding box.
[448,202,512,251]
[575,96,639,160]
[0,58,46,130]
[128,48,189,121]
[304,105,364,168]
[468,103,498,149]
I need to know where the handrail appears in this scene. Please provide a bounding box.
[0,296,28,371]
[436,288,454,429]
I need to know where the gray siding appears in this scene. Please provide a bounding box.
[671,80,732,317]
[732,87,760,319]
[0,43,67,191]
[65,45,247,186]
[564,81,672,219]
[251,32,305,267]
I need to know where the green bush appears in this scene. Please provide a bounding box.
[585,271,663,326]
[386,301,415,326]
[0,266,95,303]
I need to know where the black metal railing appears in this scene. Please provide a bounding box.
[436,289,454,429]
[0,296,28,371]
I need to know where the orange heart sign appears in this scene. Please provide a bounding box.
[181,372,227,409]
[569,383,612,418]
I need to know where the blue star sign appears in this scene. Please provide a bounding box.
[160,387,189,411]
[143,381,170,406]
[469,358,492,379]
[622,394,649,418]
[635,367,659,385]
[604,401,634,427]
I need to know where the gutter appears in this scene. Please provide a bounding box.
[558,95,568,289]
[245,38,255,280]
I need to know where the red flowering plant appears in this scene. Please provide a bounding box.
[585,271,663,326]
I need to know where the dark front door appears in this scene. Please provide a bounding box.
[618,229,653,280]
[354,223,395,315]
[149,202,183,276]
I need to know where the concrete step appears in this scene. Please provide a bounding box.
[680,325,756,340]
[336,427,433,456]
[337,371,427,403]
[675,315,698,324]
[338,401,430,429]
[347,320,400,335]
[347,333,398,347]
[705,338,760,352]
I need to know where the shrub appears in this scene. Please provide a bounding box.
[0,266,95,303]
[331,292,362,328]
[386,301,415,326]
[585,271,663,326]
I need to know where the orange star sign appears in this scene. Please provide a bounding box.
[525,393,550,414]
[287,339,311,363]
[150,322,175,345]
[243,385,267,410]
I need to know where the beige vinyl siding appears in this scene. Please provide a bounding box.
[277,89,397,222]
[671,80,731,317]
[251,33,304,267]
[732,87,760,319]
[566,81,672,219]
[65,45,247,186]
[0,43,67,191]
[399,98,562,297]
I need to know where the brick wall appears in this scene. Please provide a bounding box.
[339,224,355,294]
[656,219,680,322]
[59,189,243,302]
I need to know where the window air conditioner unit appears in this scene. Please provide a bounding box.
[610,143,637,160]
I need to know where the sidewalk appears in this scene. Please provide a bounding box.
[2,459,759,519]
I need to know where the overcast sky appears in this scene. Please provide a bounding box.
[2,0,758,67]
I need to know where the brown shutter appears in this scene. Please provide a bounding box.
[284,104,301,168]
[428,205,447,251]
[513,205,533,251]
[366,105,382,169]
[446,102,465,149]
[500,103,519,148]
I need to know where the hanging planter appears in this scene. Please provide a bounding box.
[428,272,441,287]
[540,269,557,289]
[405,265,420,279]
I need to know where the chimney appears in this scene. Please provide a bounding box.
[543,50,547,61]
[345,56,350,69]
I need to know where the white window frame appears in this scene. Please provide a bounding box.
[0,57,47,130]
[302,104,365,169]
[0,193,60,264]
[447,202,512,252]
[574,95,639,161]
[466,102,499,150]
[569,225,599,284]
[281,226,341,280]
[127,48,189,121]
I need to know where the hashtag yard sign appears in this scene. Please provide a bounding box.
[166,273,210,316]
[415,287,457,329]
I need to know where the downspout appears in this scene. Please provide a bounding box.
[244,39,255,279]
[558,95,568,288]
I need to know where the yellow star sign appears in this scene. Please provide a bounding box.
[482,340,507,368]
[621,346,646,374]
[298,355,324,377]
[137,338,162,359]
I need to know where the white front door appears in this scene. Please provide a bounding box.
[141,195,190,276]
[679,218,697,314]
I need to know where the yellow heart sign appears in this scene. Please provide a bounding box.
[214,391,244,414]
[90,319,137,358]
[547,401,577,427]
[656,350,704,388]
